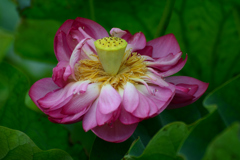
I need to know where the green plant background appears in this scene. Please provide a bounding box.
[0,0,240,159]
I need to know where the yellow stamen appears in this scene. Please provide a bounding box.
[75,51,147,90]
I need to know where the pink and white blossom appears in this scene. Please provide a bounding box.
[29,17,208,143]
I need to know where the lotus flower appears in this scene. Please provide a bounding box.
[29,17,208,142]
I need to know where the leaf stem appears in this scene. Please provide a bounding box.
[89,0,95,21]
[232,7,240,40]
[154,0,175,38]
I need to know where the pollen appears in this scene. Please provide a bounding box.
[75,51,147,90]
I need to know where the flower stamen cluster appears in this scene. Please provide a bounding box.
[75,51,147,90]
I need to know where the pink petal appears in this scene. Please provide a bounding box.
[132,93,150,118]
[122,82,139,113]
[126,32,146,51]
[96,107,120,126]
[70,27,92,41]
[52,61,72,87]
[63,65,72,81]
[45,96,73,112]
[110,28,131,40]
[66,27,94,52]
[37,81,90,110]
[29,78,60,111]
[69,38,89,71]
[55,19,74,35]
[74,17,108,40]
[170,89,195,104]
[142,72,169,87]
[146,97,158,117]
[119,107,140,125]
[147,33,180,58]
[146,52,182,68]
[135,83,175,115]
[146,54,188,78]
[54,20,74,61]
[48,114,84,124]
[69,38,97,80]
[166,76,209,109]
[110,28,146,51]
[65,17,108,53]
[61,109,88,124]
[98,84,121,115]
[96,108,112,126]
[48,117,62,123]
[47,108,67,119]
[61,83,100,115]
[91,120,138,143]
[110,28,127,37]
[136,46,153,57]
[129,78,151,94]
[82,99,99,131]
[80,38,98,60]
[158,54,188,77]
[54,31,72,61]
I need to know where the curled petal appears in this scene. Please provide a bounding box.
[147,54,188,77]
[146,52,182,68]
[147,33,180,58]
[61,109,88,124]
[166,76,209,109]
[80,38,98,60]
[110,28,127,37]
[159,54,187,77]
[52,61,72,87]
[61,83,100,115]
[110,28,131,40]
[47,106,88,124]
[141,72,169,87]
[37,81,90,110]
[47,108,68,119]
[29,78,60,111]
[92,120,138,143]
[69,38,97,79]
[171,87,195,104]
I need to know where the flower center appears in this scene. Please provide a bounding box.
[75,49,147,90]
[94,37,127,75]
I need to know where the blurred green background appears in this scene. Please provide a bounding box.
[0,0,240,160]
